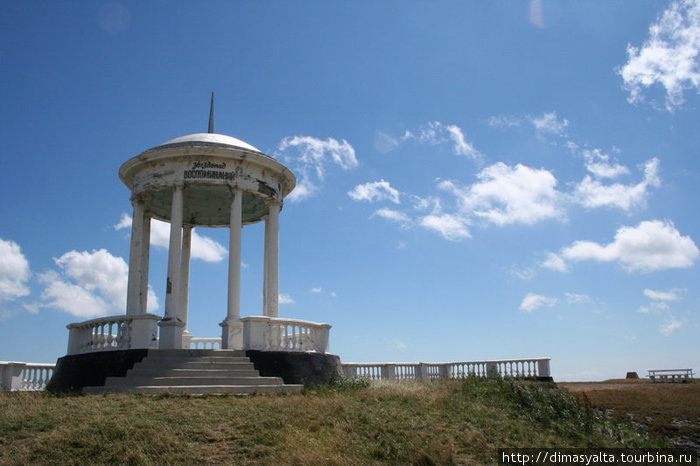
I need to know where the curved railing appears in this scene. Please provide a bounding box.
[241,316,331,353]
[0,362,55,391]
[189,338,221,350]
[342,358,551,381]
[67,314,160,355]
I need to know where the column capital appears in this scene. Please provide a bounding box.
[130,193,148,205]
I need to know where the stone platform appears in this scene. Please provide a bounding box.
[48,349,341,394]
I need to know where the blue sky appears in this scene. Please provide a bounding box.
[1,1,699,381]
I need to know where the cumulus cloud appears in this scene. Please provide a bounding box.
[557,220,699,272]
[310,287,322,293]
[660,316,683,336]
[365,162,563,241]
[115,214,227,263]
[348,180,400,204]
[440,162,563,226]
[531,111,568,137]
[40,249,159,318]
[520,293,559,312]
[573,158,661,211]
[372,208,412,228]
[565,293,591,304]
[643,288,684,301]
[419,214,471,241]
[277,135,358,202]
[279,293,294,305]
[541,252,568,272]
[381,121,482,159]
[582,149,630,179]
[618,0,700,111]
[0,238,31,304]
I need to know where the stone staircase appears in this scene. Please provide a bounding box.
[83,349,303,395]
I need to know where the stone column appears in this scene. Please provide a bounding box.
[160,184,185,349]
[180,226,193,348]
[126,196,146,315]
[263,201,281,318]
[139,214,151,314]
[221,189,243,349]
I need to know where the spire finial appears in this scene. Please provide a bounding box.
[208,92,215,133]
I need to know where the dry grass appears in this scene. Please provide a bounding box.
[559,379,700,453]
[0,378,659,465]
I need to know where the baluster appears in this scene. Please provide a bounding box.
[108,322,114,348]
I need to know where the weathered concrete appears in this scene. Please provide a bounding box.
[78,349,302,395]
[47,349,149,392]
[246,350,342,387]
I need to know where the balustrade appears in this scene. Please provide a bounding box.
[189,338,221,349]
[342,358,551,381]
[1,362,55,391]
[66,314,160,355]
[241,316,331,353]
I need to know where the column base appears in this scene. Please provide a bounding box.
[220,320,243,350]
[158,319,185,349]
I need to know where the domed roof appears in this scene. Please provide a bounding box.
[155,132,261,153]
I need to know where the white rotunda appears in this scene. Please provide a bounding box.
[119,123,295,350]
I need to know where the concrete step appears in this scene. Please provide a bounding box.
[103,376,286,387]
[126,368,261,378]
[83,384,303,395]
[80,349,302,396]
[138,357,253,364]
[139,355,252,363]
[147,349,247,357]
[134,361,256,370]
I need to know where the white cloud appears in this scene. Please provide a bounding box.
[0,238,31,304]
[541,252,568,272]
[618,0,700,111]
[638,301,671,313]
[114,212,132,231]
[643,288,684,301]
[310,287,322,293]
[419,214,471,241]
[660,316,683,336]
[445,124,481,159]
[330,291,337,297]
[573,158,661,211]
[488,115,522,128]
[509,266,536,280]
[278,135,358,202]
[531,111,568,136]
[348,180,400,204]
[372,208,412,227]
[582,149,630,179]
[560,220,699,272]
[565,293,591,304]
[40,249,159,319]
[401,121,482,159]
[520,293,559,312]
[279,293,294,305]
[441,162,563,226]
[391,338,407,351]
[374,131,400,154]
[115,215,227,263]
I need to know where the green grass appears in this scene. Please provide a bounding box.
[0,378,660,465]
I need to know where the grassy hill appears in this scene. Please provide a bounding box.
[0,378,667,464]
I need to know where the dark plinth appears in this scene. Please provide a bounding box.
[46,349,149,393]
[246,350,341,387]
